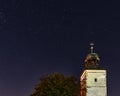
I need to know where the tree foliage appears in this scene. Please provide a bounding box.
[30,72,80,96]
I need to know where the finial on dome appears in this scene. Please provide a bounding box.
[90,43,94,53]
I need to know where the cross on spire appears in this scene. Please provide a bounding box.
[90,43,94,53]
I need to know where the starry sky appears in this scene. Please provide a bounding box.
[0,0,119,96]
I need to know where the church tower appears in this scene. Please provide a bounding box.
[80,43,107,96]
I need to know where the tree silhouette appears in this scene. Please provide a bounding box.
[30,72,80,96]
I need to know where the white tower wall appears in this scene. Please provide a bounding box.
[80,70,107,96]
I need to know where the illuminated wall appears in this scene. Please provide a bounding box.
[80,70,107,96]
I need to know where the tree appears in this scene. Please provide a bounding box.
[30,72,80,96]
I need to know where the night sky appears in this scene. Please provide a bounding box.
[0,0,119,96]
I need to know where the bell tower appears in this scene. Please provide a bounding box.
[80,43,107,96]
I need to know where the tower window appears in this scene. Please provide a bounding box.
[94,78,97,82]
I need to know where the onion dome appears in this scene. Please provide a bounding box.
[84,43,100,69]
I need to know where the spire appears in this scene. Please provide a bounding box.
[90,43,94,53]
